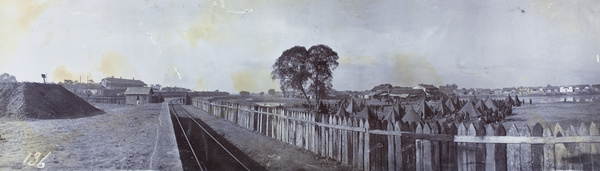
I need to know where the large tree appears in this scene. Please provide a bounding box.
[272,45,339,107]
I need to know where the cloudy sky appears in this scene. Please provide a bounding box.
[1,0,600,92]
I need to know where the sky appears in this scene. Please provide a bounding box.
[1,0,600,93]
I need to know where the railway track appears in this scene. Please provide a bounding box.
[169,99,255,171]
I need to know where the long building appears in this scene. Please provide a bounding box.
[100,76,146,90]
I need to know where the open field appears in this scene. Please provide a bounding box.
[503,101,600,129]
[0,103,181,170]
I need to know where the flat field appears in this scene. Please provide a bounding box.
[0,103,181,170]
[503,101,600,129]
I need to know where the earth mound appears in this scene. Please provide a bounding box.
[0,82,102,120]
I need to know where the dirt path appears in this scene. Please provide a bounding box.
[180,105,358,171]
[0,103,181,170]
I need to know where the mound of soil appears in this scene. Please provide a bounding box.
[0,82,101,120]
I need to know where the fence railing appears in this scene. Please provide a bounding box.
[191,98,600,171]
[82,96,125,104]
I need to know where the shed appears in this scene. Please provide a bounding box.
[124,87,154,105]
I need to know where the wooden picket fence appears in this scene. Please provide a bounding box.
[191,98,600,170]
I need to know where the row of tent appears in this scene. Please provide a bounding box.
[331,95,515,124]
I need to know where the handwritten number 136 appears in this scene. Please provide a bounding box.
[23,152,51,168]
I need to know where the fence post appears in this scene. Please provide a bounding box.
[567,124,581,170]
[457,123,467,171]
[485,124,497,171]
[415,123,423,171]
[352,117,359,167]
[422,123,433,171]
[507,124,521,170]
[446,123,458,170]
[532,123,544,171]
[339,117,346,164]
[322,115,328,157]
[578,123,592,169]
[590,122,600,170]
[358,118,365,169]
[430,122,441,171]
[466,123,478,171]
[329,115,334,159]
[387,120,395,171]
[393,121,403,170]
[520,125,533,170]
[364,119,370,171]
[554,123,567,170]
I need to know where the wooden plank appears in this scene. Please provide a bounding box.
[554,123,567,170]
[448,123,458,171]
[394,121,403,170]
[416,123,423,171]
[466,123,477,171]
[520,125,532,171]
[507,124,521,171]
[590,122,599,171]
[342,117,349,165]
[578,123,592,170]
[485,124,497,171]
[328,115,333,159]
[531,122,544,171]
[358,119,365,169]
[364,119,370,171]
[567,124,581,170]
[430,122,441,171]
[453,135,600,144]
[541,123,554,171]
[423,123,433,171]
[351,118,358,167]
[387,121,395,171]
[457,123,467,171]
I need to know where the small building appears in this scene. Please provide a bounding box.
[559,86,573,93]
[124,87,154,105]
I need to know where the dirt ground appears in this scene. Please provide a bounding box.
[180,105,359,171]
[0,103,181,170]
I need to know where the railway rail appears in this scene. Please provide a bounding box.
[169,98,252,171]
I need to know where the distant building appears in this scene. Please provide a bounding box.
[124,87,154,105]
[502,88,516,94]
[371,84,392,93]
[560,86,573,93]
[544,86,560,93]
[389,88,425,101]
[413,84,439,95]
[101,76,146,90]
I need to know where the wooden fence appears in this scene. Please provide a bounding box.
[192,98,600,170]
[82,96,125,104]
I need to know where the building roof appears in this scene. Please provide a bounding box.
[389,89,425,96]
[102,77,146,87]
[371,84,392,92]
[124,87,153,95]
[417,84,438,89]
